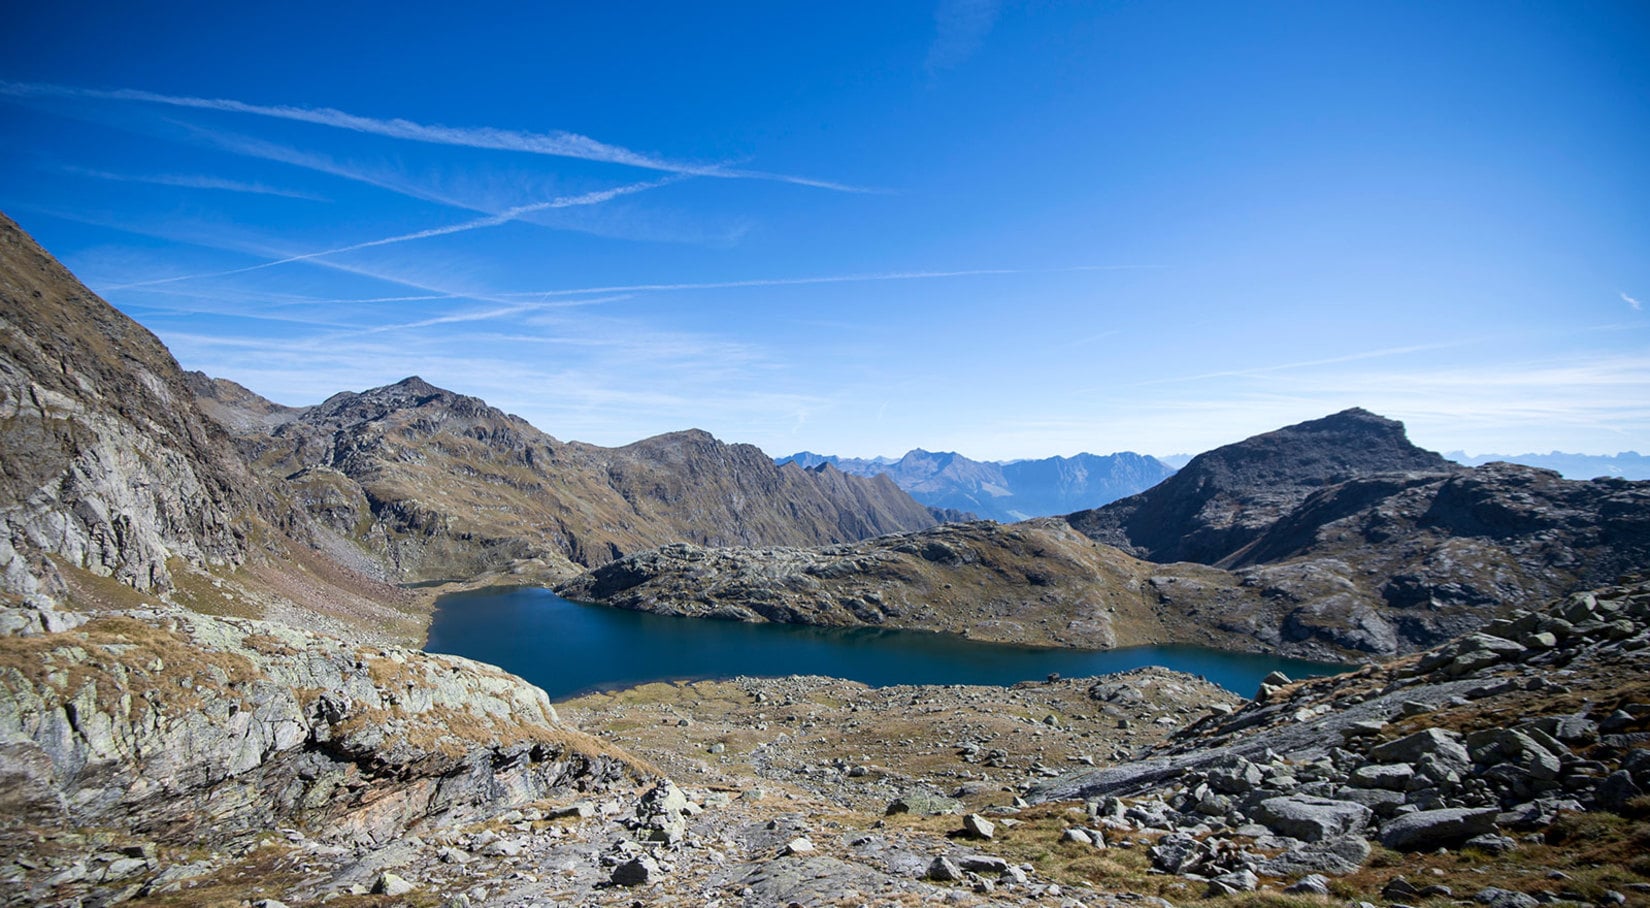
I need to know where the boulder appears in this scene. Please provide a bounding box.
[1257,835,1371,876]
[610,855,662,887]
[372,873,415,896]
[1476,887,1539,908]
[1368,728,1471,767]
[927,855,963,882]
[1253,796,1372,842]
[1379,807,1499,851]
[1348,762,1414,791]
[1207,869,1259,896]
[1596,770,1643,814]
[962,813,996,839]
[1283,874,1331,896]
[1149,833,1202,873]
[1464,834,1517,855]
[782,837,815,856]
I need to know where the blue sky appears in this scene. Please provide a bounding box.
[2,1,1647,460]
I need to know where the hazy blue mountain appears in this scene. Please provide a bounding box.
[1445,451,1650,480]
[774,448,1178,522]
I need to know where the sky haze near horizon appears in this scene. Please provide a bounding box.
[2,2,1647,460]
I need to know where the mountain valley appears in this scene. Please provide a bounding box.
[1,212,1647,907]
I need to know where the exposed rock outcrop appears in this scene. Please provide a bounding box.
[1027,577,1650,891]
[0,213,251,601]
[557,519,1258,650]
[0,608,637,850]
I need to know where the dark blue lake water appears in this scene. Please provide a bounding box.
[424,586,1347,700]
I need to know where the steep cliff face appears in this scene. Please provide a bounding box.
[0,213,251,602]
[212,377,940,582]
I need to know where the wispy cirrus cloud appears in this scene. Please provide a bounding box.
[509,264,1152,300]
[100,176,679,291]
[1625,291,1643,311]
[186,129,477,209]
[58,164,328,201]
[0,80,873,193]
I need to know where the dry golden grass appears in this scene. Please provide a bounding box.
[0,614,259,714]
[51,558,165,612]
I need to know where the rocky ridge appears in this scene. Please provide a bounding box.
[0,214,251,604]
[207,374,943,586]
[557,519,1262,651]
[1066,408,1464,565]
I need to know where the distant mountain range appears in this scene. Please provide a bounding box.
[1445,450,1650,480]
[775,449,1178,522]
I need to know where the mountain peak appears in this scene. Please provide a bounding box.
[1067,408,1458,564]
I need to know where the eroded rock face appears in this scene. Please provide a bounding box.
[0,608,635,846]
[0,213,251,601]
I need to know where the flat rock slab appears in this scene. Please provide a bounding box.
[736,855,926,908]
[1254,796,1373,842]
[1379,807,1500,851]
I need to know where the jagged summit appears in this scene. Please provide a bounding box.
[1066,408,1460,564]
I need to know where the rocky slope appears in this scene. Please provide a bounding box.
[0,214,252,603]
[1019,576,1650,903]
[779,448,1178,522]
[203,375,941,585]
[0,213,424,645]
[0,606,643,905]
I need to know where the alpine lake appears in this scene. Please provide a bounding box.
[425,586,1348,700]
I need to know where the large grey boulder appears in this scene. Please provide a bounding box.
[1379,807,1499,850]
[1258,835,1371,876]
[1368,728,1471,767]
[1252,796,1372,842]
[1348,763,1414,790]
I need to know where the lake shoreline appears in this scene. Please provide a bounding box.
[426,586,1349,700]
